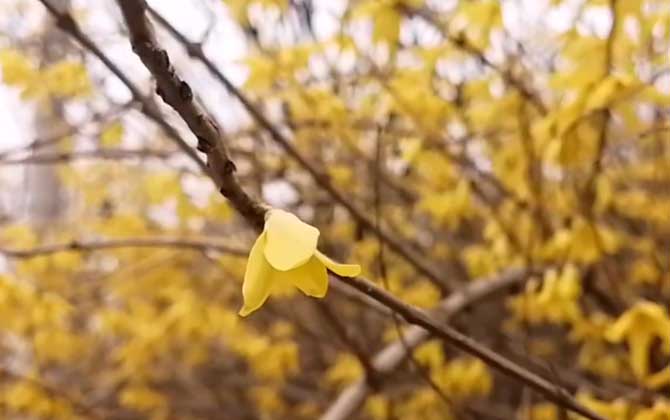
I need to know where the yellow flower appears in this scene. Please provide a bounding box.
[606,301,670,379]
[239,209,360,316]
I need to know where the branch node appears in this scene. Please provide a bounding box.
[156,47,170,68]
[54,12,78,33]
[196,136,210,153]
[185,42,203,58]
[178,81,193,101]
[223,160,237,174]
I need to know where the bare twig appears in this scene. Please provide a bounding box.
[0,237,247,258]
[0,129,75,160]
[372,127,458,414]
[316,302,380,389]
[328,281,392,316]
[0,148,174,165]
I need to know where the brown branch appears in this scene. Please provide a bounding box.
[28,1,419,320]
[331,271,607,420]
[321,268,525,420]
[328,281,392,316]
[0,129,76,160]
[372,127,457,412]
[0,148,174,165]
[115,0,267,230]
[316,301,380,389]
[147,5,456,293]
[0,237,247,258]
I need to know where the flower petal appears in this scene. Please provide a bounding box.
[264,209,320,271]
[645,365,670,390]
[273,256,328,298]
[239,232,274,316]
[315,250,361,277]
[629,331,652,378]
[605,312,632,343]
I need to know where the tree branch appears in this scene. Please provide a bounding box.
[0,148,174,165]
[0,237,247,258]
[114,0,267,230]
[321,268,525,420]
[147,5,457,293]
[0,236,398,317]
[36,0,207,173]
[332,271,607,420]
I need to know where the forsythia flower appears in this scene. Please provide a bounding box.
[239,209,360,316]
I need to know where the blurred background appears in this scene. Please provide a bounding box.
[0,0,669,419]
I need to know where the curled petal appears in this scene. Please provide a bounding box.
[274,256,328,298]
[264,209,320,271]
[315,250,361,277]
[645,366,670,390]
[629,332,653,379]
[239,232,273,316]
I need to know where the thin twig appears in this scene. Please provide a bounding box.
[0,237,247,258]
[405,5,547,115]
[0,148,174,165]
[372,126,460,415]
[316,301,379,389]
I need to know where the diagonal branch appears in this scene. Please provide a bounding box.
[334,272,606,420]
[321,268,525,420]
[115,0,266,230]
